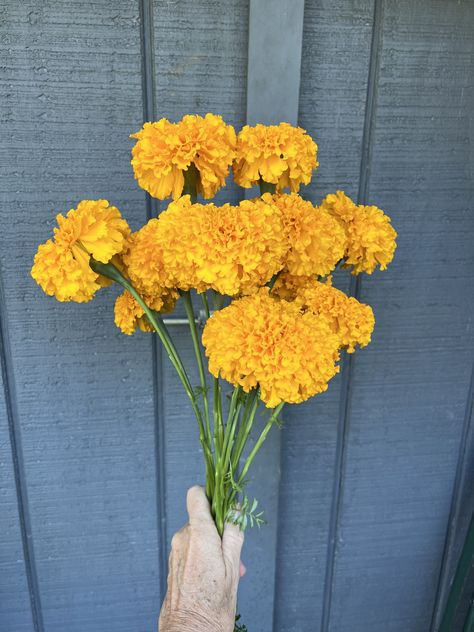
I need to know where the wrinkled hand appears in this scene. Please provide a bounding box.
[159,486,245,632]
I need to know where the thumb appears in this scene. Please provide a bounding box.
[222,521,244,583]
[186,485,214,528]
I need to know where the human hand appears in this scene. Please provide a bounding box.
[159,486,245,632]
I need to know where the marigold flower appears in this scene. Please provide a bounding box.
[233,123,318,192]
[319,190,357,222]
[202,289,340,407]
[296,278,375,352]
[157,195,286,295]
[31,240,100,302]
[114,289,177,335]
[321,191,397,274]
[31,200,130,302]
[122,221,169,298]
[271,193,346,277]
[130,114,236,200]
[272,270,314,301]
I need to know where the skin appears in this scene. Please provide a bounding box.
[159,486,245,632]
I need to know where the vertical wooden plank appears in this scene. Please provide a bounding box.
[153,0,248,205]
[273,2,375,630]
[0,294,35,631]
[138,0,168,604]
[1,2,162,630]
[321,2,384,630]
[246,0,305,126]
[244,2,306,630]
[151,0,253,620]
[432,361,474,629]
[328,1,474,630]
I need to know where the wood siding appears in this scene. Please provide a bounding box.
[1,1,473,630]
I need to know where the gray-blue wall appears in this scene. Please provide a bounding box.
[1,1,473,631]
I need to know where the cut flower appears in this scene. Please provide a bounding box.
[297,277,375,353]
[202,288,340,407]
[130,113,236,200]
[233,122,318,192]
[271,192,346,277]
[156,195,287,295]
[114,289,177,335]
[321,191,397,274]
[31,200,130,302]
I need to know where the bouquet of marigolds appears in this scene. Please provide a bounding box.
[32,114,396,543]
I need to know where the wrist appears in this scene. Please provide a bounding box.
[159,609,231,632]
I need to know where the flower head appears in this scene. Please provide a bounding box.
[321,191,397,274]
[157,194,286,295]
[272,270,314,302]
[32,240,100,302]
[233,123,318,192]
[271,193,346,277]
[319,190,357,222]
[122,220,169,298]
[114,289,177,335]
[130,114,236,200]
[202,289,340,407]
[31,200,130,302]
[296,278,375,352]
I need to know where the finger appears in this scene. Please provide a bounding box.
[239,561,246,578]
[186,485,214,528]
[222,521,244,581]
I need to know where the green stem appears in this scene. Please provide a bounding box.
[258,178,277,195]
[212,290,225,311]
[200,292,224,462]
[237,403,284,486]
[182,291,214,497]
[90,259,214,481]
[182,293,211,437]
[226,402,284,514]
[222,387,242,467]
[267,272,280,291]
[231,389,259,473]
[201,291,211,319]
[182,163,199,203]
[214,387,245,535]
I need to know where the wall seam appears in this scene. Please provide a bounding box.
[430,358,474,631]
[0,268,44,632]
[320,1,384,629]
[138,0,168,603]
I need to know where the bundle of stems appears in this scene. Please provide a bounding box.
[92,173,283,536]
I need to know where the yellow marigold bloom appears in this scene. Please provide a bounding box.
[31,240,100,302]
[320,190,357,222]
[297,279,375,353]
[321,191,397,274]
[157,195,286,295]
[233,123,318,192]
[202,289,340,407]
[272,270,314,301]
[130,114,236,200]
[114,290,177,335]
[271,193,346,277]
[31,200,130,302]
[122,221,169,298]
[54,199,130,263]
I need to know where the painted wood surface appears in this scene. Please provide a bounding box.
[274,2,375,630]
[328,2,474,630]
[1,1,473,631]
[0,331,34,631]
[1,3,161,631]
